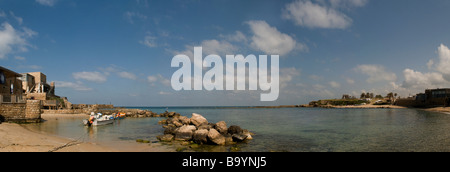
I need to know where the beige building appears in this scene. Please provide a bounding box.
[0,66,25,104]
[21,72,56,101]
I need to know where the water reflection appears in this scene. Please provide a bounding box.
[24,108,450,152]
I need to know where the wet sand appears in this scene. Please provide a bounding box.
[0,122,116,152]
[331,104,406,109]
[0,113,172,152]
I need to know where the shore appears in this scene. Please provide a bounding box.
[421,107,450,114]
[330,104,406,109]
[0,122,115,152]
[0,113,172,152]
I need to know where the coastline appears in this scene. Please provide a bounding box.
[421,107,450,114]
[0,122,115,152]
[0,113,173,152]
[329,104,406,109]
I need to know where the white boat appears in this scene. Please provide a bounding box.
[83,112,114,126]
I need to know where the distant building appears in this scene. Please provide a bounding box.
[424,88,450,106]
[21,72,56,100]
[397,88,450,107]
[1,66,41,123]
[20,72,59,109]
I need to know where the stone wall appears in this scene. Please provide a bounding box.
[0,102,26,122]
[0,100,41,123]
[26,93,47,101]
[25,100,41,121]
[42,109,86,114]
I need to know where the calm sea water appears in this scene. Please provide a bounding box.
[25,107,450,152]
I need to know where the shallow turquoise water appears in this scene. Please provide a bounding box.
[27,107,450,152]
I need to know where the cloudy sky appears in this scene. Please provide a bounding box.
[2,0,450,106]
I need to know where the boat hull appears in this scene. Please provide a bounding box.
[92,119,114,126]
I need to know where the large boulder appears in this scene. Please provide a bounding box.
[207,129,225,145]
[228,125,243,135]
[178,116,191,125]
[193,129,209,144]
[175,125,197,141]
[163,124,177,135]
[215,121,228,134]
[190,113,208,127]
[157,134,174,142]
[173,120,183,128]
[168,112,176,117]
[198,124,212,130]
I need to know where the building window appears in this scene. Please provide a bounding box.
[0,71,5,85]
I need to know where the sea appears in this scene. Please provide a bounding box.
[23,107,450,152]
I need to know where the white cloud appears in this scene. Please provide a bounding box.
[302,84,335,98]
[401,69,447,90]
[173,39,237,59]
[220,31,248,43]
[346,78,355,84]
[139,33,157,48]
[55,81,92,91]
[400,44,450,92]
[147,75,157,83]
[434,44,450,77]
[14,56,26,60]
[117,71,137,80]
[124,11,147,24]
[9,11,23,25]
[73,71,107,83]
[330,0,369,8]
[247,20,304,56]
[329,81,341,88]
[354,64,397,83]
[280,67,301,89]
[147,74,171,86]
[36,0,57,7]
[0,22,37,59]
[282,0,356,29]
[159,91,172,95]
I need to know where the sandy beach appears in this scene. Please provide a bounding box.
[422,107,450,114]
[331,104,407,109]
[0,113,172,152]
[0,122,115,152]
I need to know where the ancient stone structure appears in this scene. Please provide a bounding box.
[0,100,41,123]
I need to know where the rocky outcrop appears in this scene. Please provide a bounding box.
[94,108,181,118]
[157,113,253,145]
[208,129,226,145]
[190,113,208,127]
[174,125,196,141]
[193,129,209,144]
[215,121,228,134]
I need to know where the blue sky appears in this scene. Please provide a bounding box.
[2,0,450,106]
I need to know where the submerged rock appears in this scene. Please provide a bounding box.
[232,134,248,142]
[157,134,174,142]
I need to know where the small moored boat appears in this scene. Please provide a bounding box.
[83,112,114,126]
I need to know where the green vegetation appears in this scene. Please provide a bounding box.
[318,99,369,106]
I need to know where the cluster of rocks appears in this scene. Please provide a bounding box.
[99,109,181,118]
[157,113,253,145]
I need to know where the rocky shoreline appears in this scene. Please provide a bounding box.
[156,113,253,146]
